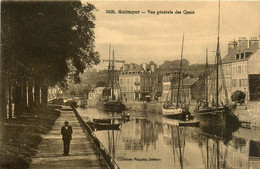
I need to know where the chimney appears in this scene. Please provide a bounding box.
[142,63,147,71]
[123,64,129,71]
[129,63,135,71]
[228,40,237,52]
[238,37,248,51]
[151,65,155,72]
[249,37,259,49]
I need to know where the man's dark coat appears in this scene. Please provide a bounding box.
[61,125,73,140]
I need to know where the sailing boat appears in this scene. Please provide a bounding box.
[193,48,211,113]
[162,34,190,119]
[96,45,126,112]
[194,1,239,127]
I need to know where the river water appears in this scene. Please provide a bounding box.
[77,107,260,169]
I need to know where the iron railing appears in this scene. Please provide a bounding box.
[70,105,120,169]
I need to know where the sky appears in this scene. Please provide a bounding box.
[84,1,260,70]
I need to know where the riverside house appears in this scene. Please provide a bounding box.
[221,37,260,104]
[119,63,157,102]
[162,73,201,103]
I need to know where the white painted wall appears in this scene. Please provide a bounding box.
[248,50,260,74]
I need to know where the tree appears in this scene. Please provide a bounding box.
[1,1,100,119]
[159,59,190,70]
[231,90,246,105]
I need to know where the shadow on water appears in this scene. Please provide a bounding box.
[198,121,239,145]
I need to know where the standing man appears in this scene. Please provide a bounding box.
[61,121,73,156]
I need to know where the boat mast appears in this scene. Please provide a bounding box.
[205,48,209,103]
[170,70,174,105]
[111,50,115,100]
[215,0,220,108]
[108,44,111,99]
[176,34,184,108]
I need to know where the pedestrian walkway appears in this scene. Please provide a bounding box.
[30,106,101,169]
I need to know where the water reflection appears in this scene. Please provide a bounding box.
[77,107,260,169]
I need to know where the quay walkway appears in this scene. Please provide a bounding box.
[30,106,101,169]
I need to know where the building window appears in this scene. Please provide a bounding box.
[232,79,236,87]
[131,86,133,92]
[241,53,244,59]
[245,52,252,58]
[238,66,241,74]
[245,78,248,86]
[236,54,239,60]
[120,79,123,85]
[239,79,242,87]
[233,67,235,74]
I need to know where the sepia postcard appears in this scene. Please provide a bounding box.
[1,0,260,169]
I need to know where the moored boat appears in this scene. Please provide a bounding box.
[87,45,126,113]
[95,123,121,130]
[193,1,239,128]
[162,34,191,120]
[178,120,199,127]
[162,104,183,118]
[103,100,126,112]
[93,118,111,124]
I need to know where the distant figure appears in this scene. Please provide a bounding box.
[61,121,73,156]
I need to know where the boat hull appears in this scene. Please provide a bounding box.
[103,100,126,112]
[87,99,126,112]
[162,106,191,120]
[194,106,239,130]
[93,118,111,124]
[162,107,183,118]
[95,123,121,131]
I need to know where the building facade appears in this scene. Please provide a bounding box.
[221,36,260,104]
[119,63,157,102]
[162,73,200,103]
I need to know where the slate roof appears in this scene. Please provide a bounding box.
[133,65,145,72]
[222,44,259,64]
[172,77,199,87]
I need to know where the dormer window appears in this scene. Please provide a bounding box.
[241,53,244,59]
[245,51,252,58]
[236,53,239,60]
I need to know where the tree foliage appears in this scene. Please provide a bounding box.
[159,59,190,70]
[1,1,100,118]
[2,1,100,87]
